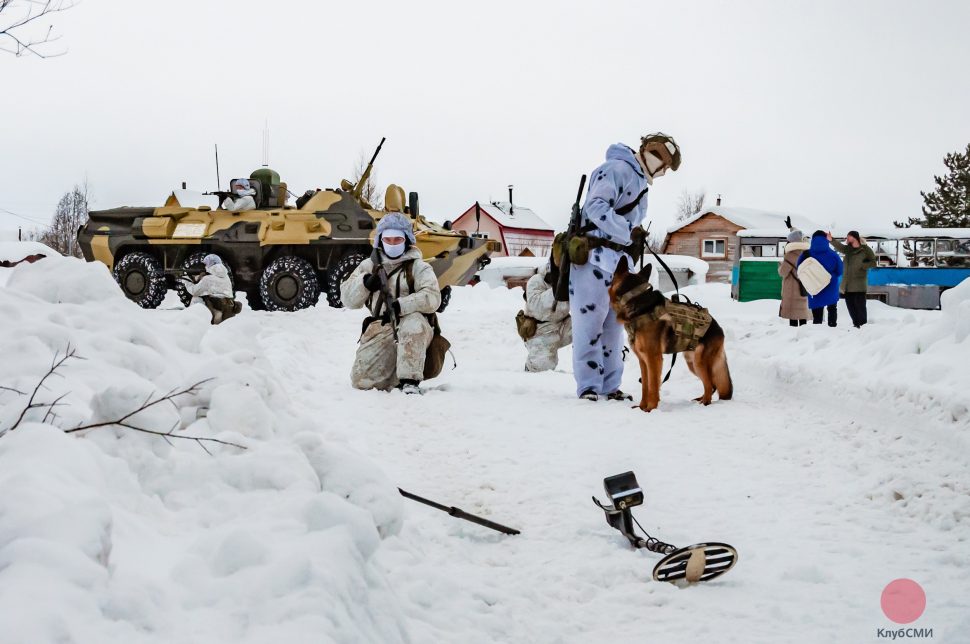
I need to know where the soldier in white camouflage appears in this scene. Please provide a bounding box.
[340,213,441,394]
[521,263,572,372]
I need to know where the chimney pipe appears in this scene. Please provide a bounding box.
[182,181,187,189]
[716,194,722,207]
[508,185,514,215]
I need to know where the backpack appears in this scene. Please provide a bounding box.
[796,252,832,296]
[515,310,539,341]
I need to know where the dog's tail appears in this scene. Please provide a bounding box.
[712,346,733,400]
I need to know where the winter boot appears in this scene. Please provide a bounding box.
[398,379,423,395]
[606,390,633,401]
[579,389,598,402]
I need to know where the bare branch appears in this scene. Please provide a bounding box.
[6,344,79,431]
[61,378,243,453]
[67,421,245,451]
[0,0,75,59]
[0,385,27,395]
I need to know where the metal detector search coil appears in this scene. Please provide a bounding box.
[593,471,738,584]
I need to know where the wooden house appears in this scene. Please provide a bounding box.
[661,206,817,283]
[451,200,554,258]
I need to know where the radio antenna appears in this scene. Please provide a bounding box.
[214,143,221,188]
[262,119,269,167]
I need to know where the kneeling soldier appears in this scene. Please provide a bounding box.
[519,263,572,372]
[180,254,240,325]
[341,213,442,394]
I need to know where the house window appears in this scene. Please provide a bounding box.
[702,239,726,258]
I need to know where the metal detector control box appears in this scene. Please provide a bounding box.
[603,471,643,510]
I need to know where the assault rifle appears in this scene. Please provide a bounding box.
[553,174,586,301]
[165,266,206,281]
[370,248,399,341]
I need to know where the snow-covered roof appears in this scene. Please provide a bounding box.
[738,226,970,239]
[473,201,554,232]
[857,227,970,239]
[0,241,60,263]
[669,207,819,236]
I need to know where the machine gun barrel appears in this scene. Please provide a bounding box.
[399,488,520,535]
[353,137,386,200]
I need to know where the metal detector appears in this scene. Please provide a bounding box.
[592,471,738,584]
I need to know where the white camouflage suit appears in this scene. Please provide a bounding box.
[569,144,648,397]
[340,245,441,391]
[523,264,572,372]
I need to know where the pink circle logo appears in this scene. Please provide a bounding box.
[881,579,926,624]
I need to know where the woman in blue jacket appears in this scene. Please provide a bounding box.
[797,230,844,327]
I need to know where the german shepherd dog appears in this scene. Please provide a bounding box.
[608,258,733,412]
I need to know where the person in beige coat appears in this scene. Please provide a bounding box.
[340,213,441,394]
[778,229,811,326]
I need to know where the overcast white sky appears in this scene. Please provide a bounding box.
[2,0,969,236]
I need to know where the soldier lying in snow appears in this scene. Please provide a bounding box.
[518,263,572,372]
[340,213,442,394]
[180,254,240,324]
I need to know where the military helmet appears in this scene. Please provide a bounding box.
[640,133,681,172]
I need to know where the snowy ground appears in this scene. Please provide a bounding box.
[1,258,968,643]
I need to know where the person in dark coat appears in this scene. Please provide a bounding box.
[797,230,843,327]
[828,230,876,328]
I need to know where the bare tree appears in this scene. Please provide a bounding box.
[676,189,706,222]
[0,0,75,58]
[36,182,89,257]
[350,150,383,209]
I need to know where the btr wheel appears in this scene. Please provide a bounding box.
[174,251,234,307]
[436,285,452,313]
[326,252,368,308]
[259,256,320,311]
[113,251,166,309]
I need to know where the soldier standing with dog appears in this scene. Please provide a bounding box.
[568,134,680,401]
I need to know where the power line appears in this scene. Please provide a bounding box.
[0,207,49,226]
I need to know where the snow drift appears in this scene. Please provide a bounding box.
[0,258,408,644]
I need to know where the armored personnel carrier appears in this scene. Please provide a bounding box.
[77,147,500,312]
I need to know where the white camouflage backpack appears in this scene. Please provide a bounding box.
[796,253,831,296]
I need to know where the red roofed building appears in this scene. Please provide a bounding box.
[452,200,554,258]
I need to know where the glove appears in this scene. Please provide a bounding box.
[362,273,381,292]
[784,216,792,229]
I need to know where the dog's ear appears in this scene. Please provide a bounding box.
[640,263,653,282]
[615,255,630,278]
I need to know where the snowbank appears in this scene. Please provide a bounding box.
[0,258,408,643]
[0,241,59,263]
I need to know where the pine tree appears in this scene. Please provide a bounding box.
[895,144,970,228]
